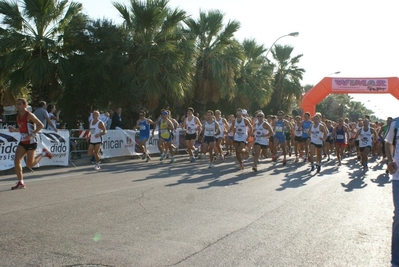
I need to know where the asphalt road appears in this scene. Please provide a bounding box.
[0,153,393,267]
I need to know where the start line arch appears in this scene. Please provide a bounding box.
[300,77,399,116]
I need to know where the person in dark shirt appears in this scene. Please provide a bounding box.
[110,107,123,129]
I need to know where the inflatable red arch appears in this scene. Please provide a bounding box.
[300,77,399,116]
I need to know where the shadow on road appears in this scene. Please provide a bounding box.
[371,173,391,187]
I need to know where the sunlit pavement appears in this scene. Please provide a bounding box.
[0,154,392,267]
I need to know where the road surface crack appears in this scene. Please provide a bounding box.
[132,187,153,211]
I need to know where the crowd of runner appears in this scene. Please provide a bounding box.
[130,107,391,174]
[9,98,392,190]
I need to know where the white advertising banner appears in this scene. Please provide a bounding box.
[332,78,388,93]
[101,130,136,159]
[101,129,186,158]
[0,129,70,171]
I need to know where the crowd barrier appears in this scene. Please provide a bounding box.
[0,129,189,171]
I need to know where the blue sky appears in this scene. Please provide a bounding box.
[79,0,399,118]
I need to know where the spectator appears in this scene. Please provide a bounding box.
[104,112,112,130]
[110,107,124,129]
[46,104,60,131]
[33,101,58,132]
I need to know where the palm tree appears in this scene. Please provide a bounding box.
[233,39,273,113]
[113,0,194,111]
[185,10,243,114]
[58,18,130,128]
[0,0,85,107]
[266,44,305,114]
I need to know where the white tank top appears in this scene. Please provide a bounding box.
[356,125,362,140]
[310,123,323,145]
[215,118,224,138]
[234,118,247,142]
[185,117,197,134]
[204,120,216,137]
[227,122,234,137]
[359,127,372,148]
[294,124,302,137]
[254,121,269,146]
[90,120,102,143]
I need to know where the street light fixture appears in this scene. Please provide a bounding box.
[327,71,341,76]
[264,32,299,59]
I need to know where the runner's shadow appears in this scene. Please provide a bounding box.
[197,171,255,189]
[341,177,367,192]
[371,173,391,187]
[275,169,314,191]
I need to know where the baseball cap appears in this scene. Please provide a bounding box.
[161,111,168,115]
[242,109,248,115]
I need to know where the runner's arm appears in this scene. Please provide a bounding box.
[97,121,107,138]
[133,120,139,131]
[245,118,253,136]
[215,122,221,136]
[385,121,396,163]
[264,122,274,137]
[223,118,229,133]
[28,113,44,135]
[354,128,362,140]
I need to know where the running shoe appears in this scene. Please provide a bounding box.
[146,156,151,162]
[166,153,170,159]
[288,151,292,157]
[295,157,299,163]
[364,164,369,173]
[194,149,199,158]
[327,156,330,162]
[94,164,101,170]
[141,154,146,160]
[317,164,321,173]
[159,154,165,161]
[208,163,214,169]
[252,166,258,172]
[282,159,287,166]
[11,181,26,190]
[338,162,342,166]
[190,157,195,163]
[310,165,315,172]
[42,148,53,159]
[220,155,225,163]
[169,157,175,163]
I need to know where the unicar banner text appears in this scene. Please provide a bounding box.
[332,78,388,93]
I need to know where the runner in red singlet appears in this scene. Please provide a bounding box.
[9,98,53,190]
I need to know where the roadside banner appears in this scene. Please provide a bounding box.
[0,129,70,170]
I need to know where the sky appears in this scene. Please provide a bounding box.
[78,0,399,119]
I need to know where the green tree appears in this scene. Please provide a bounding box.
[0,0,85,107]
[232,39,273,114]
[265,44,305,114]
[113,0,194,113]
[58,19,129,128]
[185,10,243,114]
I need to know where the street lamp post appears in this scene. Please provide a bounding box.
[327,71,341,76]
[264,32,299,59]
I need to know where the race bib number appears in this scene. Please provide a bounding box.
[337,134,344,139]
[276,126,283,132]
[139,125,146,130]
